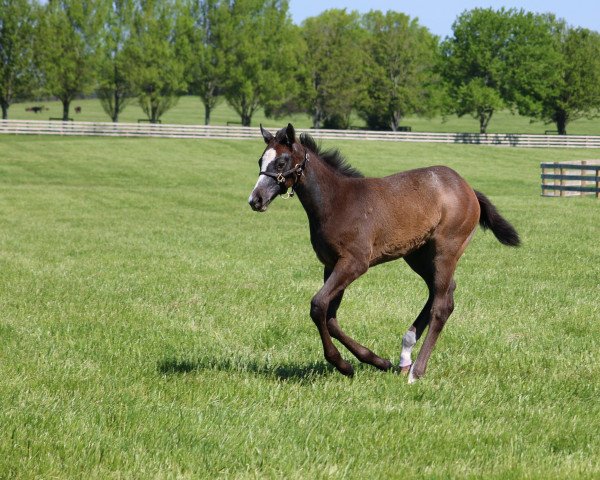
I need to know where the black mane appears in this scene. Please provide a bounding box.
[299,132,364,178]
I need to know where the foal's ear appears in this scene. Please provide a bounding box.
[285,123,296,146]
[260,124,274,144]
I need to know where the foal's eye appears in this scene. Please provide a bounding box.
[277,159,286,169]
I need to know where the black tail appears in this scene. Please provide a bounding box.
[475,191,521,247]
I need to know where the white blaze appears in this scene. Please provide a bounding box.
[249,148,277,199]
[260,148,277,172]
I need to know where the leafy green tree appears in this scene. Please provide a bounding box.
[527,24,600,135]
[38,0,103,121]
[301,9,367,129]
[440,8,513,133]
[96,0,135,122]
[495,12,561,132]
[178,0,226,125]
[358,10,438,131]
[220,0,301,127]
[0,0,37,119]
[126,0,186,123]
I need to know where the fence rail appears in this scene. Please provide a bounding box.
[2,119,600,148]
[541,160,600,197]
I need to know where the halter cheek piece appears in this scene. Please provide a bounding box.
[259,150,309,198]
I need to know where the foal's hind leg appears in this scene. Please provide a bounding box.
[409,253,458,383]
[399,246,436,373]
[324,268,393,371]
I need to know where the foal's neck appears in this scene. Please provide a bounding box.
[294,153,342,223]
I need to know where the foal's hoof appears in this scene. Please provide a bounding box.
[400,364,412,375]
[338,361,354,377]
[407,365,421,384]
[377,359,394,371]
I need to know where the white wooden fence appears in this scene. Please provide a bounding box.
[1,119,600,148]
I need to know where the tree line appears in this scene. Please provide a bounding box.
[2,0,600,134]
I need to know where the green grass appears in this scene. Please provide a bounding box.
[7,95,600,135]
[0,133,599,478]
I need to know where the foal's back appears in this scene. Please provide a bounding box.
[350,166,480,265]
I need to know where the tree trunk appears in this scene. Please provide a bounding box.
[241,112,251,127]
[62,100,70,121]
[204,105,211,125]
[312,109,322,129]
[479,110,493,134]
[556,110,568,135]
[1,101,8,120]
[113,90,119,123]
[390,111,401,132]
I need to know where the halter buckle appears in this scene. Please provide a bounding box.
[280,189,294,199]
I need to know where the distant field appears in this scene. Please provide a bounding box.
[0,134,599,478]
[7,95,600,135]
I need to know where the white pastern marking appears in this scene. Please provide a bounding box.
[251,148,277,191]
[408,364,417,384]
[399,330,416,368]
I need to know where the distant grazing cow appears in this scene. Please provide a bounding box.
[75,106,82,114]
[25,106,47,113]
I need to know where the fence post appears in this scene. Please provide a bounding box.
[541,164,545,196]
[581,161,586,196]
[542,164,550,196]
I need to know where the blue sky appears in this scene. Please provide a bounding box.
[288,1,600,38]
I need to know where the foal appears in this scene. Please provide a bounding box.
[248,124,520,382]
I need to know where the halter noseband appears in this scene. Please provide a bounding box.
[259,149,309,197]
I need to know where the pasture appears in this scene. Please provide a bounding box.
[0,134,598,478]
[9,95,600,135]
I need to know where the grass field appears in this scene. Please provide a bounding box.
[0,133,599,478]
[7,95,600,135]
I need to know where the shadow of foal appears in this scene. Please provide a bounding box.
[248,124,520,383]
[157,356,339,383]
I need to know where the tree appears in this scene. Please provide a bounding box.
[301,9,367,129]
[220,0,301,127]
[440,8,513,133]
[126,0,186,123]
[178,0,225,125]
[96,0,135,122]
[498,12,562,131]
[358,10,438,131]
[38,0,102,121]
[0,0,37,119]
[529,24,600,135]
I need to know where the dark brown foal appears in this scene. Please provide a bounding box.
[249,124,520,382]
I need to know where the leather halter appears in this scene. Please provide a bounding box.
[259,150,309,197]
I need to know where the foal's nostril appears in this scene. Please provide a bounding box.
[249,192,263,210]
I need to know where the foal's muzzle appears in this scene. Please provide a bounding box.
[248,191,267,212]
[248,183,279,212]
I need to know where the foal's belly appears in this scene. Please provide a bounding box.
[369,227,434,266]
[310,223,434,268]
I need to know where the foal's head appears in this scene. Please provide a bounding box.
[248,123,305,212]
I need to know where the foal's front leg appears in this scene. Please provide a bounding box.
[327,317,393,371]
[324,268,393,371]
[310,259,368,376]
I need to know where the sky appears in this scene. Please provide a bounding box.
[288,1,600,38]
